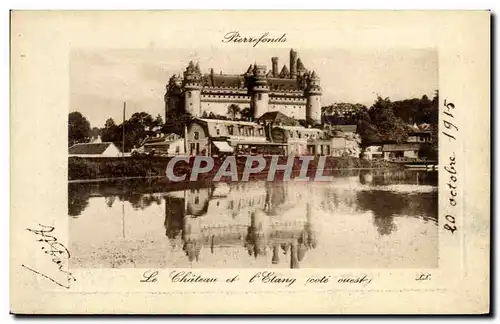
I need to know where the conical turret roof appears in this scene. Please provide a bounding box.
[280,65,290,78]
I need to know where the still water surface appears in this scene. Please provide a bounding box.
[69,170,438,269]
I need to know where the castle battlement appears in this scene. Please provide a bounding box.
[165,49,322,123]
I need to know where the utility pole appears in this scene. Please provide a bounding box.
[122,102,126,157]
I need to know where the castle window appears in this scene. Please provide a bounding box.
[216,128,220,136]
[194,131,199,140]
[227,125,234,135]
[258,93,262,100]
[187,92,191,98]
[258,129,263,136]
[238,126,244,135]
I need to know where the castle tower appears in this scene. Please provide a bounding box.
[183,61,203,117]
[271,57,279,77]
[165,74,183,118]
[290,242,300,269]
[272,244,280,264]
[247,210,269,258]
[290,49,298,79]
[305,71,322,124]
[251,65,270,119]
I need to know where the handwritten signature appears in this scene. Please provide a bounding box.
[22,224,76,289]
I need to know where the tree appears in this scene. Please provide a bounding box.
[153,114,164,128]
[428,90,439,159]
[162,111,193,153]
[240,107,252,121]
[122,112,155,151]
[163,111,193,136]
[91,127,101,139]
[356,107,380,145]
[369,96,409,143]
[101,118,120,144]
[68,111,91,147]
[227,104,241,120]
[100,113,158,152]
[392,94,436,125]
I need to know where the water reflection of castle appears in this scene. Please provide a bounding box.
[68,170,438,267]
[164,181,318,268]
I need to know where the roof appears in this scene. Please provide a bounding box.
[144,138,183,147]
[383,143,422,152]
[408,123,434,135]
[276,125,322,132]
[142,133,180,145]
[268,78,300,91]
[201,73,303,91]
[212,141,234,153]
[68,142,116,155]
[331,125,357,133]
[258,111,299,125]
[203,74,245,88]
[197,118,262,127]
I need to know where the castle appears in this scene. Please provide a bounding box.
[165,49,322,123]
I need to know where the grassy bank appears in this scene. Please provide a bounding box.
[68,156,399,181]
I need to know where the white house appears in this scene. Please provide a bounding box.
[139,133,186,156]
[68,142,121,157]
[363,145,383,160]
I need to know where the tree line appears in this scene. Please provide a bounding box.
[68,111,164,151]
[323,92,438,144]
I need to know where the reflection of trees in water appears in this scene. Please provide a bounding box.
[356,190,438,235]
[331,170,359,178]
[69,178,184,217]
[127,193,163,210]
[359,170,438,186]
[355,191,407,235]
[105,196,116,208]
[403,192,438,223]
[68,178,214,216]
[127,194,143,209]
[164,196,185,240]
[68,184,91,217]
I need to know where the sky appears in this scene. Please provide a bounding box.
[70,47,438,128]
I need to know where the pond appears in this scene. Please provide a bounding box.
[68,170,438,269]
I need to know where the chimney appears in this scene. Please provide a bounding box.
[290,49,298,78]
[271,57,279,77]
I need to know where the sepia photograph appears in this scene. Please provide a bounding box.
[68,47,439,269]
[10,10,489,314]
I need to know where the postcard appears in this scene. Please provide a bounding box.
[10,10,490,314]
